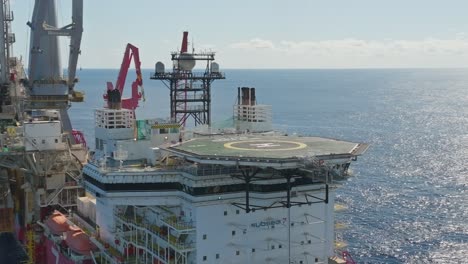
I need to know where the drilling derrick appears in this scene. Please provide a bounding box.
[151,31,225,126]
[0,1,85,263]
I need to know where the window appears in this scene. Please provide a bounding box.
[279,244,282,249]
[291,223,295,227]
[216,254,219,259]
[308,240,312,244]
[224,211,227,216]
[232,230,236,236]
[236,210,240,214]
[41,139,46,144]
[203,234,207,240]
[315,258,319,262]
[236,251,240,256]
[54,139,58,143]
[271,245,275,250]
[203,256,207,261]
[300,261,303,264]
[252,248,255,253]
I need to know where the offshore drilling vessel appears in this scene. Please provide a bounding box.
[0,0,85,263]
[51,32,365,264]
[0,1,368,263]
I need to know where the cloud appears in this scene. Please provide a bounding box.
[230,37,468,56]
[230,38,275,50]
[198,43,216,50]
[278,38,468,56]
[223,36,468,68]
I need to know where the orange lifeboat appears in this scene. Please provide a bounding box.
[65,226,95,256]
[45,211,70,235]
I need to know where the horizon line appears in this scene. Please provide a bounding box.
[75,66,468,71]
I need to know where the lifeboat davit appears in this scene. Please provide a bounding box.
[65,226,95,256]
[45,211,70,235]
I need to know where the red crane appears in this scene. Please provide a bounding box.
[103,43,144,110]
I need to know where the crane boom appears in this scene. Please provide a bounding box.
[67,0,83,92]
[104,43,144,110]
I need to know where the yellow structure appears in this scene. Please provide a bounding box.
[70,91,85,102]
[26,228,35,264]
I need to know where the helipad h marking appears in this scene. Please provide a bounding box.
[224,140,307,151]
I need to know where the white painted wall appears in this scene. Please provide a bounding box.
[115,139,152,161]
[24,121,66,151]
[95,197,115,242]
[95,127,134,141]
[194,192,334,264]
[85,170,336,264]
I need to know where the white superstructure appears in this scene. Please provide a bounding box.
[73,89,368,264]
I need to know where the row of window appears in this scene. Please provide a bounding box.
[223,209,241,216]
[202,229,246,240]
[202,244,316,261]
[84,173,321,197]
[222,200,316,217]
[155,127,179,134]
[31,138,59,144]
[202,251,240,261]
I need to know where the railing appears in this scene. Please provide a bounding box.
[89,251,99,264]
[162,216,195,232]
[44,181,80,206]
[88,159,243,178]
[301,156,347,183]
[176,105,205,112]
[175,164,242,177]
[175,94,205,100]
[233,105,273,122]
[119,234,169,263]
[115,213,195,251]
[44,185,64,206]
[90,236,124,262]
[66,170,81,182]
[151,72,225,80]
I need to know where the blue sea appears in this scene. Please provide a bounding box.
[69,69,468,264]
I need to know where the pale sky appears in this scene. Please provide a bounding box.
[10,0,468,69]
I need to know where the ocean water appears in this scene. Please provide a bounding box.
[69,68,468,264]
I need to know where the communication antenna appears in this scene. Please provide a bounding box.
[192,36,195,53]
[151,31,225,126]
